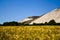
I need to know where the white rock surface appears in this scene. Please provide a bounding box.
[30,8,60,24]
[20,18,33,23]
[19,16,39,23]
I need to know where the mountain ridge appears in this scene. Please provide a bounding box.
[19,8,60,24]
[30,8,60,24]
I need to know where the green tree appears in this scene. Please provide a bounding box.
[3,21,18,26]
[48,20,56,25]
[44,22,48,25]
[0,24,2,26]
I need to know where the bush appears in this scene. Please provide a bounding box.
[3,21,18,26]
[48,20,56,25]
[0,19,60,26]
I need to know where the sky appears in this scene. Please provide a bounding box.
[0,0,60,24]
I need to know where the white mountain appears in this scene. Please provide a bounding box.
[30,8,60,24]
[20,16,39,24]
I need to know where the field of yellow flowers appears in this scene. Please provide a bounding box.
[0,26,60,40]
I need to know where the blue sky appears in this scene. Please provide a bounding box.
[0,0,60,23]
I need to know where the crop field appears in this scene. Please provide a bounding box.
[0,26,60,40]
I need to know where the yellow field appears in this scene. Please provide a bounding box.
[0,26,60,40]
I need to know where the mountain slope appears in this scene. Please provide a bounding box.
[30,8,60,24]
[20,16,40,24]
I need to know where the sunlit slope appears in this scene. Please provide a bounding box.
[30,8,60,24]
[0,26,60,40]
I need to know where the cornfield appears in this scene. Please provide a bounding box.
[0,26,60,40]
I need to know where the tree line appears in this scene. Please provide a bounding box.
[33,20,60,25]
[0,20,60,26]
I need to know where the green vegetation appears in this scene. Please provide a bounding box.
[32,20,60,25]
[0,20,60,26]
